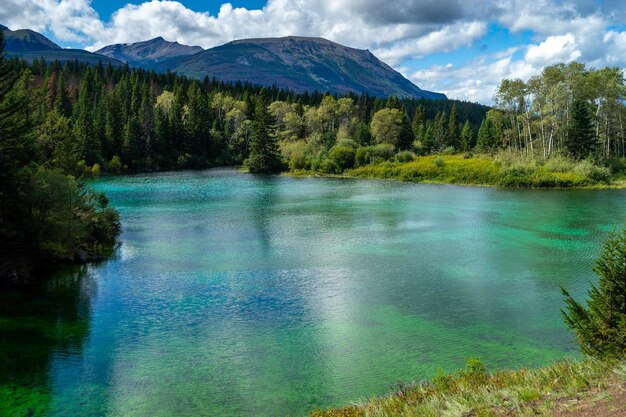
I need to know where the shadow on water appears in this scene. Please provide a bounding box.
[0,266,95,417]
[249,175,280,256]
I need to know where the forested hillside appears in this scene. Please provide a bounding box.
[0,33,119,285]
[3,55,487,175]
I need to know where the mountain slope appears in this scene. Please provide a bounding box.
[95,37,203,67]
[153,36,445,99]
[1,25,124,67]
[1,26,61,52]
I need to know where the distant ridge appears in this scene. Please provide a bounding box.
[1,26,61,52]
[1,25,446,99]
[95,37,203,67]
[151,36,446,99]
[1,25,124,67]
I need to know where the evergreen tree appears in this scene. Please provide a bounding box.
[562,228,626,357]
[447,104,459,149]
[122,116,142,169]
[397,109,414,150]
[431,111,447,151]
[476,118,494,152]
[246,93,282,173]
[460,120,474,152]
[412,105,425,141]
[53,72,72,117]
[566,99,596,159]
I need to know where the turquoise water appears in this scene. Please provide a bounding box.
[2,168,626,416]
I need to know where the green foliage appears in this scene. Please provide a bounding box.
[494,62,625,160]
[370,108,412,149]
[567,99,596,159]
[460,120,474,152]
[395,150,416,163]
[0,32,120,284]
[433,155,445,167]
[562,228,626,358]
[319,158,341,174]
[246,93,283,174]
[327,146,355,171]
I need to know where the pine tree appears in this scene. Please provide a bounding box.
[431,111,447,151]
[122,116,141,169]
[447,104,459,149]
[566,99,595,159]
[397,109,414,150]
[412,105,425,142]
[562,228,626,357]
[246,93,282,173]
[476,118,494,152]
[53,72,72,117]
[460,120,474,152]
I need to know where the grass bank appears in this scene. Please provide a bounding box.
[309,358,626,417]
[291,153,626,189]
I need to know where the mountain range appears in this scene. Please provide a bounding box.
[1,25,124,67]
[94,37,202,68]
[1,24,445,99]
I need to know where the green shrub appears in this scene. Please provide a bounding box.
[370,143,395,163]
[602,157,626,174]
[335,138,358,149]
[573,159,611,183]
[395,151,416,163]
[433,156,445,167]
[319,158,341,174]
[543,154,575,172]
[282,141,311,171]
[91,163,101,177]
[107,155,122,173]
[355,147,372,167]
[328,146,356,171]
[442,146,456,155]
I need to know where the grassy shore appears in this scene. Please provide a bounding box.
[309,358,626,417]
[291,153,626,189]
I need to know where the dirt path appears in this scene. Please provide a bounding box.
[552,378,626,417]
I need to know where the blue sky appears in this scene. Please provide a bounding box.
[1,0,625,104]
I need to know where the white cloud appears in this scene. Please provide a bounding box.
[0,0,625,104]
[524,34,581,65]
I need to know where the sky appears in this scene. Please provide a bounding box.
[0,0,625,104]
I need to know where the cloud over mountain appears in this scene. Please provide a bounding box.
[0,0,624,104]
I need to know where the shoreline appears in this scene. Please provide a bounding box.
[285,170,626,190]
[309,357,626,416]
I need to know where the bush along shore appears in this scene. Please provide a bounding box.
[287,151,626,189]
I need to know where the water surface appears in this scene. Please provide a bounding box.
[2,169,625,416]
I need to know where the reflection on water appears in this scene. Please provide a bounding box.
[0,267,95,417]
[2,168,626,417]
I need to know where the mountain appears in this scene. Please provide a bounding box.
[1,25,124,67]
[152,37,445,99]
[95,37,203,68]
[1,26,61,52]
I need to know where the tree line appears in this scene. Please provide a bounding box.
[0,33,119,285]
[480,62,625,161]
[2,53,489,175]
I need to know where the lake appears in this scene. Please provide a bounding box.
[2,168,625,416]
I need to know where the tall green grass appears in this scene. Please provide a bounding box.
[309,358,625,417]
[345,152,618,188]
